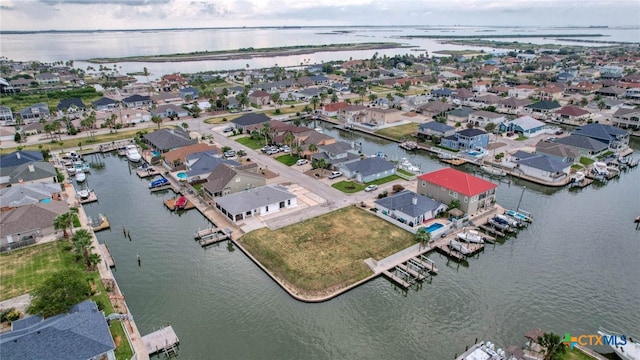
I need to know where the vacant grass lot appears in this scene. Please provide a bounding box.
[266,104,307,116]
[332,180,366,193]
[240,206,415,296]
[374,123,419,141]
[275,154,297,166]
[235,136,266,149]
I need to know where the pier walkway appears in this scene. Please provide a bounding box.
[142,325,179,357]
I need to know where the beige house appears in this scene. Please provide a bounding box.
[338,105,367,122]
[365,108,403,126]
[202,163,266,199]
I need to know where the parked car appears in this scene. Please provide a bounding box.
[555,130,564,135]
[364,184,378,192]
[266,149,279,155]
[328,171,342,179]
[224,150,236,158]
[296,159,308,166]
[223,126,234,133]
[279,146,291,153]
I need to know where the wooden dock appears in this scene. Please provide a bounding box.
[78,191,98,204]
[396,263,426,281]
[198,231,230,247]
[440,157,467,166]
[98,243,115,268]
[399,141,418,151]
[150,184,175,192]
[414,255,438,274]
[136,168,161,178]
[164,197,196,211]
[194,227,218,240]
[97,141,131,154]
[382,270,410,289]
[569,178,594,188]
[92,215,110,232]
[142,325,180,357]
[478,225,504,239]
[436,243,467,261]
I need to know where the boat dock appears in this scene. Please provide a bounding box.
[399,141,418,151]
[194,227,218,239]
[569,178,594,188]
[136,168,161,178]
[92,215,110,232]
[150,184,178,193]
[97,141,132,154]
[78,191,98,204]
[142,325,180,357]
[477,225,503,240]
[164,197,196,211]
[98,243,115,268]
[440,157,467,166]
[436,241,484,261]
[198,230,231,247]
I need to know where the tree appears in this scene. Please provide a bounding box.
[88,253,102,271]
[143,67,150,96]
[308,143,318,154]
[368,93,378,103]
[53,213,70,238]
[27,269,90,318]
[104,113,117,133]
[271,92,281,109]
[191,103,201,118]
[319,92,328,106]
[261,121,271,145]
[54,207,78,238]
[151,115,163,129]
[484,122,497,133]
[283,131,296,148]
[447,199,461,211]
[311,158,328,176]
[310,97,320,112]
[71,229,93,270]
[537,333,566,360]
[415,228,431,249]
[331,93,339,103]
[181,122,189,131]
[578,97,588,107]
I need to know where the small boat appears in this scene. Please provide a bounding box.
[399,158,421,173]
[449,240,472,255]
[126,144,142,163]
[75,163,90,173]
[65,163,77,175]
[458,341,507,360]
[495,214,522,228]
[592,161,609,177]
[438,152,456,160]
[75,171,86,183]
[314,127,323,133]
[77,189,90,199]
[480,164,506,176]
[597,327,639,360]
[489,217,514,232]
[175,196,188,210]
[505,209,533,223]
[457,229,485,244]
[149,176,169,189]
[571,171,585,183]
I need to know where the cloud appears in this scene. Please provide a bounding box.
[0,5,15,10]
[38,0,170,5]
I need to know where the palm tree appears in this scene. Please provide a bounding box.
[415,228,431,250]
[312,158,328,176]
[105,113,117,133]
[261,121,271,145]
[71,229,93,270]
[308,143,318,154]
[309,97,320,112]
[537,333,566,360]
[151,115,163,129]
[319,92,328,106]
[295,145,304,159]
[271,92,281,109]
[368,93,378,104]
[53,214,69,238]
[283,132,295,148]
[331,93,339,103]
[358,87,366,103]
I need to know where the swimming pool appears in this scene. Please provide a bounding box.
[151,150,161,157]
[176,172,188,181]
[466,150,483,156]
[421,223,444,233]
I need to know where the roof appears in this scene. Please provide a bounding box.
[517,153,570,173]
[447,107,475,118]
[215,184,294,214]
[143,128,197,151]
[506,116,546,131]
[122,94,151,103]
[374,190,445,218]
[343,157,395,177]
[499,97,533,108]
[418,168,497,197]
[555,105,589,117]
[91,97,116,107]
[1,162,57,184]
[340,105,367,112]
[419,121,455,133]
[535,141,580,159]
[456,128,487,137]
[162,143,218,165]
[419,101,452,113]
[0,300,115,360]
[318,141,354,155]
[231,113,271,127]
[572,123,628,142]
[526,100,561,110]
[0,151,44,168]
[322,102,349,112]
[470,110,503,119]
[249,90,270,98]
[0,182,61,208]
[554,134,608,152]
[185,152,239,177]
[203,163,263,193]
[431,88,455,96]
[0,200,68,236]
[57,98,85,111]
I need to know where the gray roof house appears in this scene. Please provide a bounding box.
[0,300,115,360]
[0,151,44,169]
[179,86,200,100]
[374,190,447,228]
[535,141,580,164]
[310,141,360,168]
[214,184,297,223]
[203,163,266,198]
[231,113,271,131]
[572,123,629,151]
[418,121,456,138]
[340,157,396,183]
[0,182,63,209]
[525,100,561,116]
[554,135,609,157]
[499,116,548,137]
[511,152,571,184]
[92,97,117,111]
[0,162,57,186]
[57,98,85,112]
[122,94,152,107]
[0,200,69,250]
[0,105,14,125]
[150,104,189,118]
[184,151,239,178]
[143,128,197,152]
[19,103,49,122]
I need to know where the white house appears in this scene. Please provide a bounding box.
[507,151,570,184]
[214,185,297,223]
[468,110,506,128]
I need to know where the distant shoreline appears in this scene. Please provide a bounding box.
[86,43,413,63]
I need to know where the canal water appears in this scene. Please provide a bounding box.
[85,134,640,359]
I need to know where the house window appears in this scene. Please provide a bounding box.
[287,199,291,205]
[464,196,468,203]
[441,186,446,191]
[265,205,269,211]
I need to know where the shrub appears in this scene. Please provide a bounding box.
[0,307,16,322]
[377,191,389,199]
[6,309,21,322]
[392,184,404,193]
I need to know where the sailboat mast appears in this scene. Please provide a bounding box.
[516,186,526,211]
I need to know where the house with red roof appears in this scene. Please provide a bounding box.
[320,101,349,117]
[554,105,590,123]
[417,168,497,214]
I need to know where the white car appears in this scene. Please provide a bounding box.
[328,171,342,179]
[296,159,308,166]
[364,184,378,192]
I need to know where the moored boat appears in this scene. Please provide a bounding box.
[77,189,90,199]
[75,171,86,183]
[126,145,142,163]
[505,209,533,223]
[149,176,169,189]
[480,164,506,176]
[449,240,472,255]
[597,327,639,360]
[457,229,485,244]
[175,196,188,210]
[399,158,421,174]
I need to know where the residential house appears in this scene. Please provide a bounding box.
[248,90,271,106]
[535,141,580,164]
[293,130,336,156]
[310,74,330,85]
[446,107,475,123]
[91,97,117,111]
[151,92,183,104]
[431,88,456,99]
[472,80,492,93]
[536,86,564,101]
[118,108,150,125]
[338,105,367,123]
[366,108,403,127]
[572,123,630,151]
[624,88,640,100]
[34,72,59,85]
[310,141,360,169]
[418,101,454,119]
[214,184,297,223]
[10,78,33,91]
[122,94,152,108]
[0,300,115,359]
[203,163,266,199]
[554,135,608,157]
[499,97,533,115]
[525,100,561,118]
[508,84,537,99]
[0,162,57,187]
[320,102,349,117]
[474,94,502,107]
[143,128,197,153]
[179,86,199,101]
[21,122,44,136]
[599,65,624,79]
[417,121,456,139]
[0,200,68,249]
[612,107,640,130]
[151,104,189,119]
[57,98,85,112]
[231,113,271,132]
[0,151,44,169]
[499,116,549,138]
[417,168,497,215]
[19,103,49,123]
[183,151,239,180]
[0,105,14,125]
[468,110,506,128]
[507,150,571,183]
[161,143,219,170]
[451,89,475,104]
[595,86,626,98]
[554,105,590,123]
[374,190,447,228]
[567,81,602,95]
[440,128,489,151]
[160,73,188,90]
[340,157,396,183]
[0,182,64,210]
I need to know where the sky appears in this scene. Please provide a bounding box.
[0,0,639,31]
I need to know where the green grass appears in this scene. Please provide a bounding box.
[235,136,266,149]
[332,181,366,193]
[571,164,584,171]
[374,123,419,141]
[396,168,414,176]
[436,145,459,153]
[580,157,595,166]
[267,104,307,116]
[516,136,528,141]
[275,154,298,166]
[203,114,242,124]
[561,348,598,360]
[598,151,614,160]
[366,174,400,186]
[0,87,102,111]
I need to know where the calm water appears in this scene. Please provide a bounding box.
[2,26,639,75]
[84,133,640,359]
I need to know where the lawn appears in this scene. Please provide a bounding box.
[203,114,242,124]
[267,104,307,116]
[275,154,298,166]
[240,206,416,296]
[396,168,414,176]
[515,136,528,141]
[571,164,584,171]
[332,181,366,193]
[374,123,419,141]
[235,135,267,150]
[561,348,598,360]
[580,157,595,166]
[367,174,400,186]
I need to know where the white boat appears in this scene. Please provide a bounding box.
[495,214,522,228]
[314,127,323,133]
[75,171,86,183]
[399,158,421,173]
[480,164,506,176]
[571,171,585,183]
[449,240,472,255]
[593,161,609,177]
[126,145,142,163]
[597,328,639,360]
[505,209,533,223]
[77,189,90,199]
[457,229,485,244]
[458,341,507,360]
[75,163,90,173]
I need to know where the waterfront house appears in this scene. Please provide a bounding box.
[599,65,624,79]
[499,97,533,115]
[0,105,14,125]
[183,151,239,179]
[446,107,475,123]
[249,90,271,106]
[525,101,561,118]
[474,94,502,107]
[0,200,69,250]
[508,84,537,98]
[595,86,626,98]
[451,89,475,105]
[310,141,360,169]
[118,108,150,125]
[468,110,506,128]
[554,135,608,158]
[0,300,115,359]
[214,184,297,223]
[293,130,336,156]
[554,105,590,123]
[19,103,49,123]
[500,116,549,138]
[203,163,266,199]
[0,162,57,187]
[365,108,403,127]
[340,157,396,183]
[162,143,219,170]
[507,150,571,184]
[122,94,152,108]
[150,104,189,119]
[0,151,44,169]
[91,97,117,111]
[160,73,188,89]
[0,182,64,210]
[57,98,86,113]
[375,190,447,228]
[417,121,456,139]
[535,141,580,164]
[440,128,489,151]
[417,168,497,215]
[417,101,453,119]
[231,113,271,132]
[35,72,59,85]
[536,86,564,101]
[431,88,456,99]
[572,123,630,151]
[624,87,640,100]
[338,105,367,123]
[143,128,197,153]
[151,92,183,104]
[612,107,640,130]
[320,102,349,117]
[179,86,199,101]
